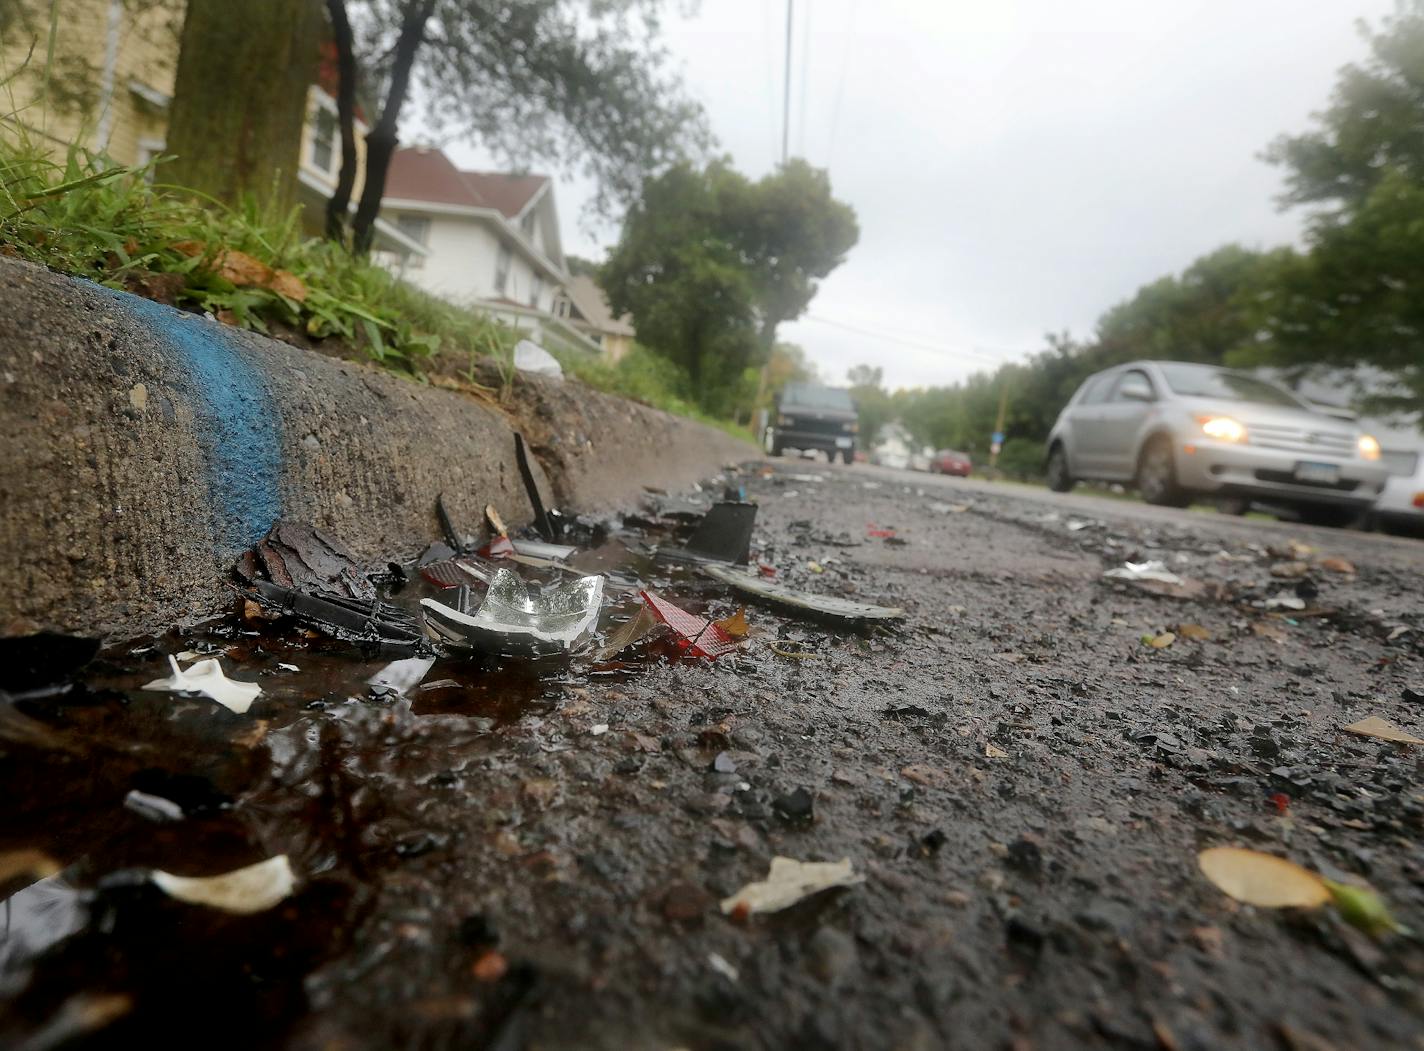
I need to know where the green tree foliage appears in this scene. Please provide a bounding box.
[1241,1,1424,408]
[334,0,708,250]
[165,0,325,214]
[845,365,894,448]
[603,160,856,415]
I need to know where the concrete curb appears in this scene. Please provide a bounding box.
[0,258,756,636]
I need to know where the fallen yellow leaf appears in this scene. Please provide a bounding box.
[1176,623,1211,641]
[714,606,750,639]
[985,743,1008,759]
[1318,557,1355,575]
[1145,631,1176,649]
[1198,847,1329,908]
[1341,716,1424,745]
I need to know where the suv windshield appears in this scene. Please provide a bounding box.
[1158,364,1305,408]
[782,384,855,412]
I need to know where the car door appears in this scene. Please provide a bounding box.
[1097,369,1158,478]
[1065,372,1117,477]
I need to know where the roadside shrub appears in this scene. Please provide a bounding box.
[996,437,1045,480]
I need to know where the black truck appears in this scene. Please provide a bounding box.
[765,382,859,463]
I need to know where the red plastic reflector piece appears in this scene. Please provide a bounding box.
[479,536,516,559]
[1413,492,1424,509]
[639,590,738,659]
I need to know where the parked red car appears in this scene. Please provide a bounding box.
[929,449,972,476]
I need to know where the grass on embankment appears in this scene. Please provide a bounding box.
[0,134,749,440]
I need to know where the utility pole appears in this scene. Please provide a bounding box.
[782,0,793,165]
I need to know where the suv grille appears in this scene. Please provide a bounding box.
[1248,422,1355,457]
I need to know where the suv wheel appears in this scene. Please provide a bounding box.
[1045,444,1074,492]
[840,447,854,465]
[1137,436,1191,507]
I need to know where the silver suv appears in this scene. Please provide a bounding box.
[1044,361,1389,525]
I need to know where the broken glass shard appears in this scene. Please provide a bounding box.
[420,568,604,656]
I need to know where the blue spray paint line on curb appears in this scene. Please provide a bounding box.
[103,289,282,551]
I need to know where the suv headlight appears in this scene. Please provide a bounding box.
[1198,416,1246,443]
[843,420,859,433]
[1357,434,1381,461]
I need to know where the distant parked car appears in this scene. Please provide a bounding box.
[929,449,972,476]
[1044,361,1390,526]
[766,383,859,463]
[1369,444,1424,535]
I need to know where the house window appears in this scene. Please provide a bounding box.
[396,215,429,269]
[530,273,543,308]
[311,106,337,174]
[494,243,511,295]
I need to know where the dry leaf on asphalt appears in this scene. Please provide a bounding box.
[1177,623,1211,641]
[1318,557,1355,574]
[1270,561,1311,579]
[1197,847,1330,908]
[1341,716,1424,745]
[985,743,1008,758]
[1251,621,1288,643]
[713,606,750,639]
[1144,632,1176,649]
[720,856,863,915]
[151,855,296,914]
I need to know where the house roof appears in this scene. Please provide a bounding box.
[385,148,548,218]
[463,171,547,219]
[385,147,487,208]
[565,274,635,338]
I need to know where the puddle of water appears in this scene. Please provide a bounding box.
[0,514,776,1045]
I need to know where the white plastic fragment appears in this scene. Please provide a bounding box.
[707,952,740,982]
[720,856,864,915]
[591,723,609,736]
[512,339,563,379]
[141,657,261,714]
[367,656,436,695]
[1264,594,1306,611]
[1102,560,1184,585]
[277,662,300,672]
[151,855,296,914]
[123,790,184,823]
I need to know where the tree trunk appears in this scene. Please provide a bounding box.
[351,0,435,256]
[324,0,359,242]
[165,0,324,214]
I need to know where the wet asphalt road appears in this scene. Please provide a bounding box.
[4,458,1424,1050]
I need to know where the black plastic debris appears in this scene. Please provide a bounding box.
[234,520,376,601]
[514,433,555,541]
[0,632,101,699]
[436,492,474,554]
[658,502,758,565]
[247,579,432,658]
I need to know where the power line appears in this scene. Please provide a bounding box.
[781,0,793,164]
[801,314,1034,366]
[826,0,857,170]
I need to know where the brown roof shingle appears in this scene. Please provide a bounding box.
[385,147,486,208]
[460,171,547,219]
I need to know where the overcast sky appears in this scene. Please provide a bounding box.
[445,0,1396,391]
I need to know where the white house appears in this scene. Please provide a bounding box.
[380,146,600,354]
